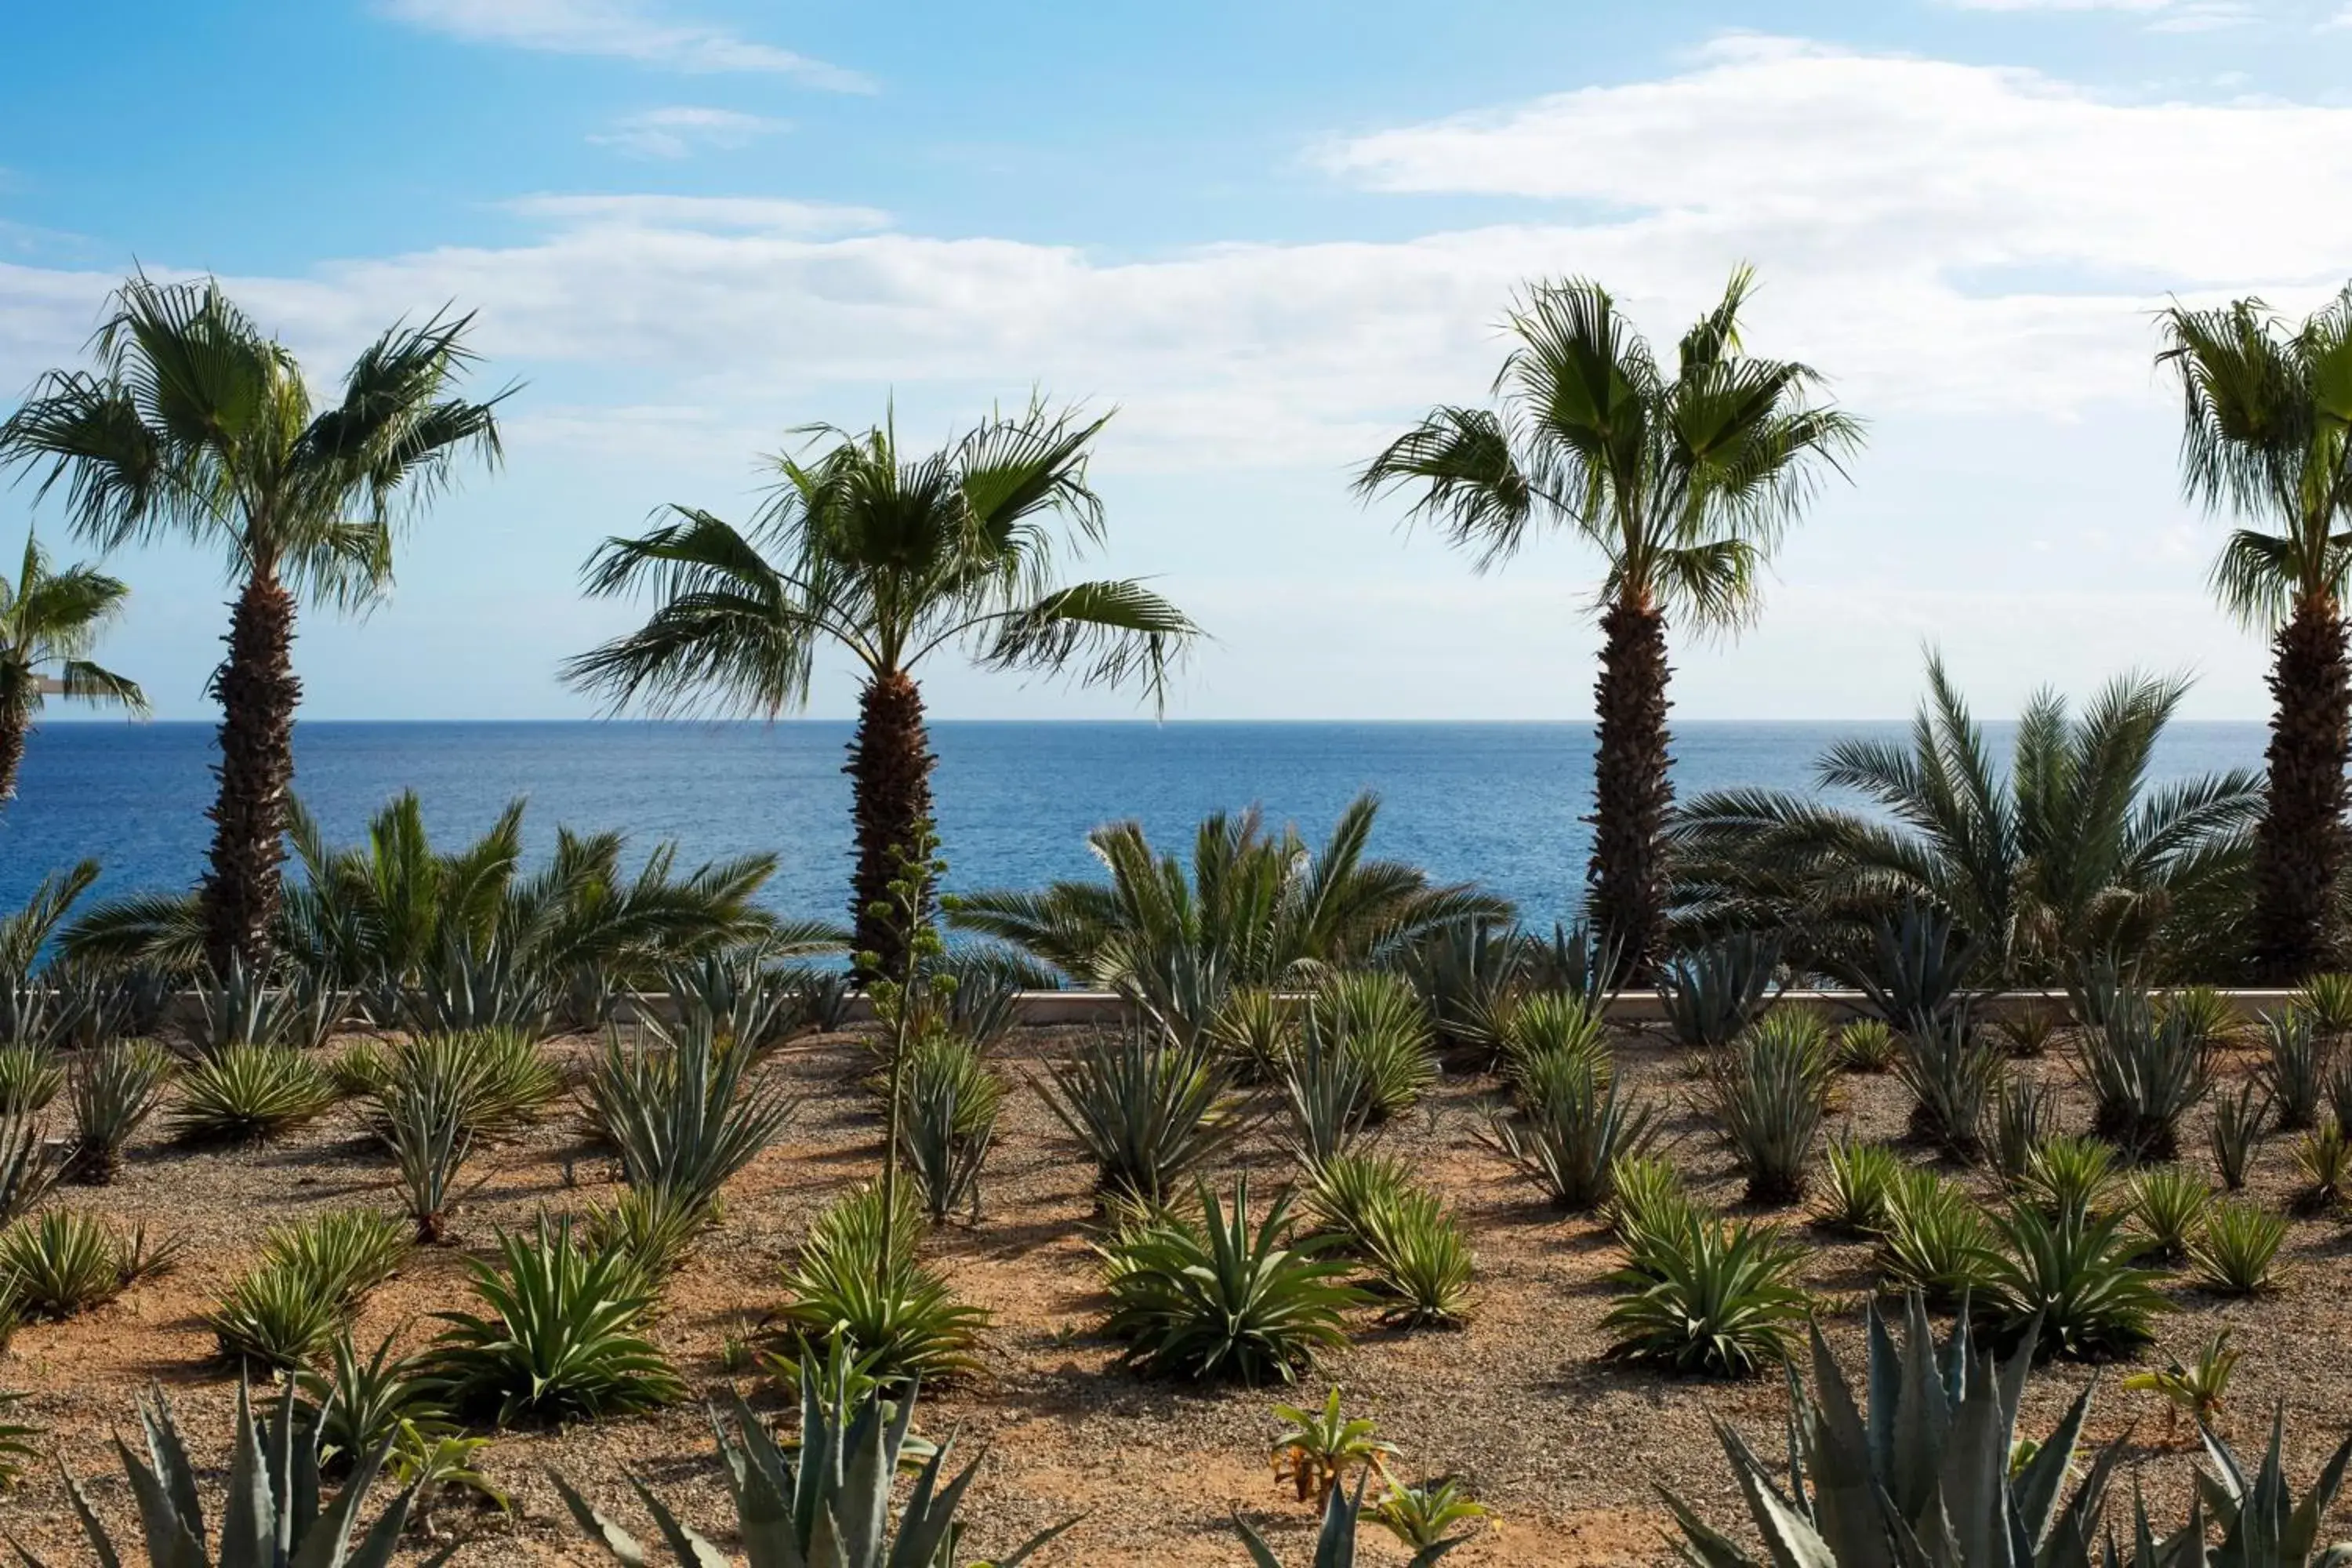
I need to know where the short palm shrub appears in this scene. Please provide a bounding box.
[1038,1027,1240,1203]
[2125,1163,2211,1262]
[1374,1476,1490,1555]
[0,1046,61,1116]
[2122,1328,2241,1440]
[1479,1046,1656,1210]
[1303,1150,1414,1247]
[2259,1008,2332,1131]
[2020,1134,2123,1220]
[554,1354,1073,1568]
[1210,985,1298,1081]
[1356,1185,1475,1328]
[2075,1000,2210,1160]
[1702,1012,1831,1203]
[1601,1210,1809,1377]
[898,1033,1002,1223]
[171,1042,338,1143]
[2190,1199,2288,1296]
[2296,1123,2351,1210]
[2210,1080,2267,1191]
[1097,1176,1361,1385]
[1496,990,1607,1091]
[426,1213,684,1425]
[1657,933,1780,1052]
[1835,1018,1899,1073]
[0,1209,165,1318]
[1814,1138,1902,1236]
[1984,1202,2165,1361]
[1309,971,1436,1120]
[584,1017,799,1213]
[1893,1013,2004,1157]
[64,1040,172,1182]
[1240,1472,1461,1568]
[777,1183,988,1386]
[0,1116,60,1225]
[1983,1075,2057,1187]
[1271,1387,1396,1506]
[1279,1033,1375,1166]
[1876,1169,2000,1308]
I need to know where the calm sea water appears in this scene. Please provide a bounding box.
[0,720,2272,929]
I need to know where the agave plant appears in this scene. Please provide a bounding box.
[169,1042,338,1143]
[2193,1410,2352,1566]
[1893,1011,2005,1158]
[0,1046,61,1117]
[2076,992,2212,1160]
[584,1014,800,1214]
[898,1033,1003,1224]
[9,1380,441,1568]
[777,1185,989,1387]
[555,1351,1074,1568]
[1479,1044,1657,1210]
[2020,1135,2124,1221]
[0,1116,59,1226]
[1271,1387,1397,1506]
[1401,917,1530,1061]
[1305,971,1436,1120]
[1877,1168,2002,1309]
[1660,1294,2122,1568]
[1814,1138,1902,1236]
[2212,1080,2269,1192]
[1657,934,1780,1053]
[1984,1203,2165,1362]
[1984,1076,2059,1188]
[1240,1472,1464,1568]
[1702,1011,1832,1204]
[1037,1027,1241,1204]
[64,1040,172,1183]
[1602,1210,1810,1377]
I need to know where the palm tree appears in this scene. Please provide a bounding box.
[0,528,145,806]
[1357,268,1861,980]
[0,275,506,975]
[1668,656,2263,983]
[2158,288,2352,980]
[563,402,1200,970]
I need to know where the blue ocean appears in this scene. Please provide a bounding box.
[0,720,2274,928]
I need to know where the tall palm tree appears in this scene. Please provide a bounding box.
[1668,656,2263,983]
[0,528,145,807]
[2158,287,2352,979]
[1357,268,1861,978]
[0,276,506,975]
[563,402,1200,970]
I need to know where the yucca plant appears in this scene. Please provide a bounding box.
[1303,1150,1415,1249]
[207,1261,343,1371]
[1602,1210,1809,1377]
[1984,1076,2058,1188]
[1479,1047,1657,1210]
[1239,1473,1461,1568]
[171,1041,338,1143]
[2296,1123,2352,1210]
[365,1026,559,1142]
[1097,1176,1360,1385]
[1814,1138,1901,1236]
[1852,902,1979,1028]
[2122,1329,2240,1440]
[1496,989,1609,1093]
[1834,1018,1899,1073]
[263,1208,411,1308]
[2296,972,2352,1037]
[1356,1185,1475,1329]
[1308,971,1435,1120]
[2076,996,2212,1160]
[1271,1387,1397,1506]
[2191,1199,2290,1297]
[1280,1032,1376,1167]
[1877,1168,2001,1309]
[2020,1134,2124,1221]
[2212,1080,2269,1191]
[1609,1152,1697,1272]
[1703,1012,1831,1204]
[65,1038,172,1183]
[0,1046,60,1117]
[1893,1011,2005,1157]
[1657,934,1780,1054]
[1984,1202,2165,1361]
[378,1066,477,1243]
[898,1033,1002,1223]
[582,1182,707,1283]
[554,1352,1074,1568]
[1374,1475,1490,1554]
[1660,1294,2121,1568]
[425,1212,684,1425]
[1038,1027,1240,1204]
[2159,985,2238,1049]
[586,1015,800,1214]
[2127,1163,2212,1263]
[2261,1009,2332,1132]
[0,1116,58,1225]
[1211,985,1299,1082]
[777,1183,988,1386]
[0,1207,158,1318]
[17,1380,440,1568]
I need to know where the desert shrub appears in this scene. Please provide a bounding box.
[777,1184,988,1386]
[2211,1080,2267,1192]
[1702,1013,1831,1203]
[426,1214,683,1425]
[2259,1008,2331,1132]
[1601,1211,1809,1377]
[2125,1163,2211,1262]
[1983,1076,2057,1187]
[1097,1176,1359,1385]
[2295,1123,2350,1210]
[1876,1169,1999,1308]
[65,1040,172,1182]
[1479,1045,1656,1210]
[1893,1013,2005,1157]
[1815,1138,1902,1236]
[1038,1028,1239,1204]
[583,1018,799,1214]
[1210,985,1298,1081]
[898,1033,1002,1223]
[1356,1185,1475,1329]
[2019,1134,2123,1221]
[2075,999,2210,1160]
[0,1047,61,1117]
[1279,1032,1375,1167]
[1308,971,1435,1120]
[1834,1018,1898,1073]
[0,1117,59,1226]
[1657,934,1780,1052]
[0,1209,163,1318]
[171,1042,338,1142]
[1984,1203,2165,1361]
[2190,1199,2288,1296]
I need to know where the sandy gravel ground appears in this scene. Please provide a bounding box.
[3,1021,2350,1566]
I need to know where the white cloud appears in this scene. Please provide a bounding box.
[501,193,884,234]
[379,0,872,90]
[1940,0,2256,23]
[589,105,787,159]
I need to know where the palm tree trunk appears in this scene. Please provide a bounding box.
[0,704,24,809]
[2252,597,2351,981]
[1588,598,1674,980]
[848,668,935,974]
[200,571,299,975]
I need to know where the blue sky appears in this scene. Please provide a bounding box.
[5,0,2352,721]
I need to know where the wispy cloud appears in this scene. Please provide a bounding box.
[589,105,786,158]
[1940,0,2257,25]
[502,192,887,233]
[379,0,873,90]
